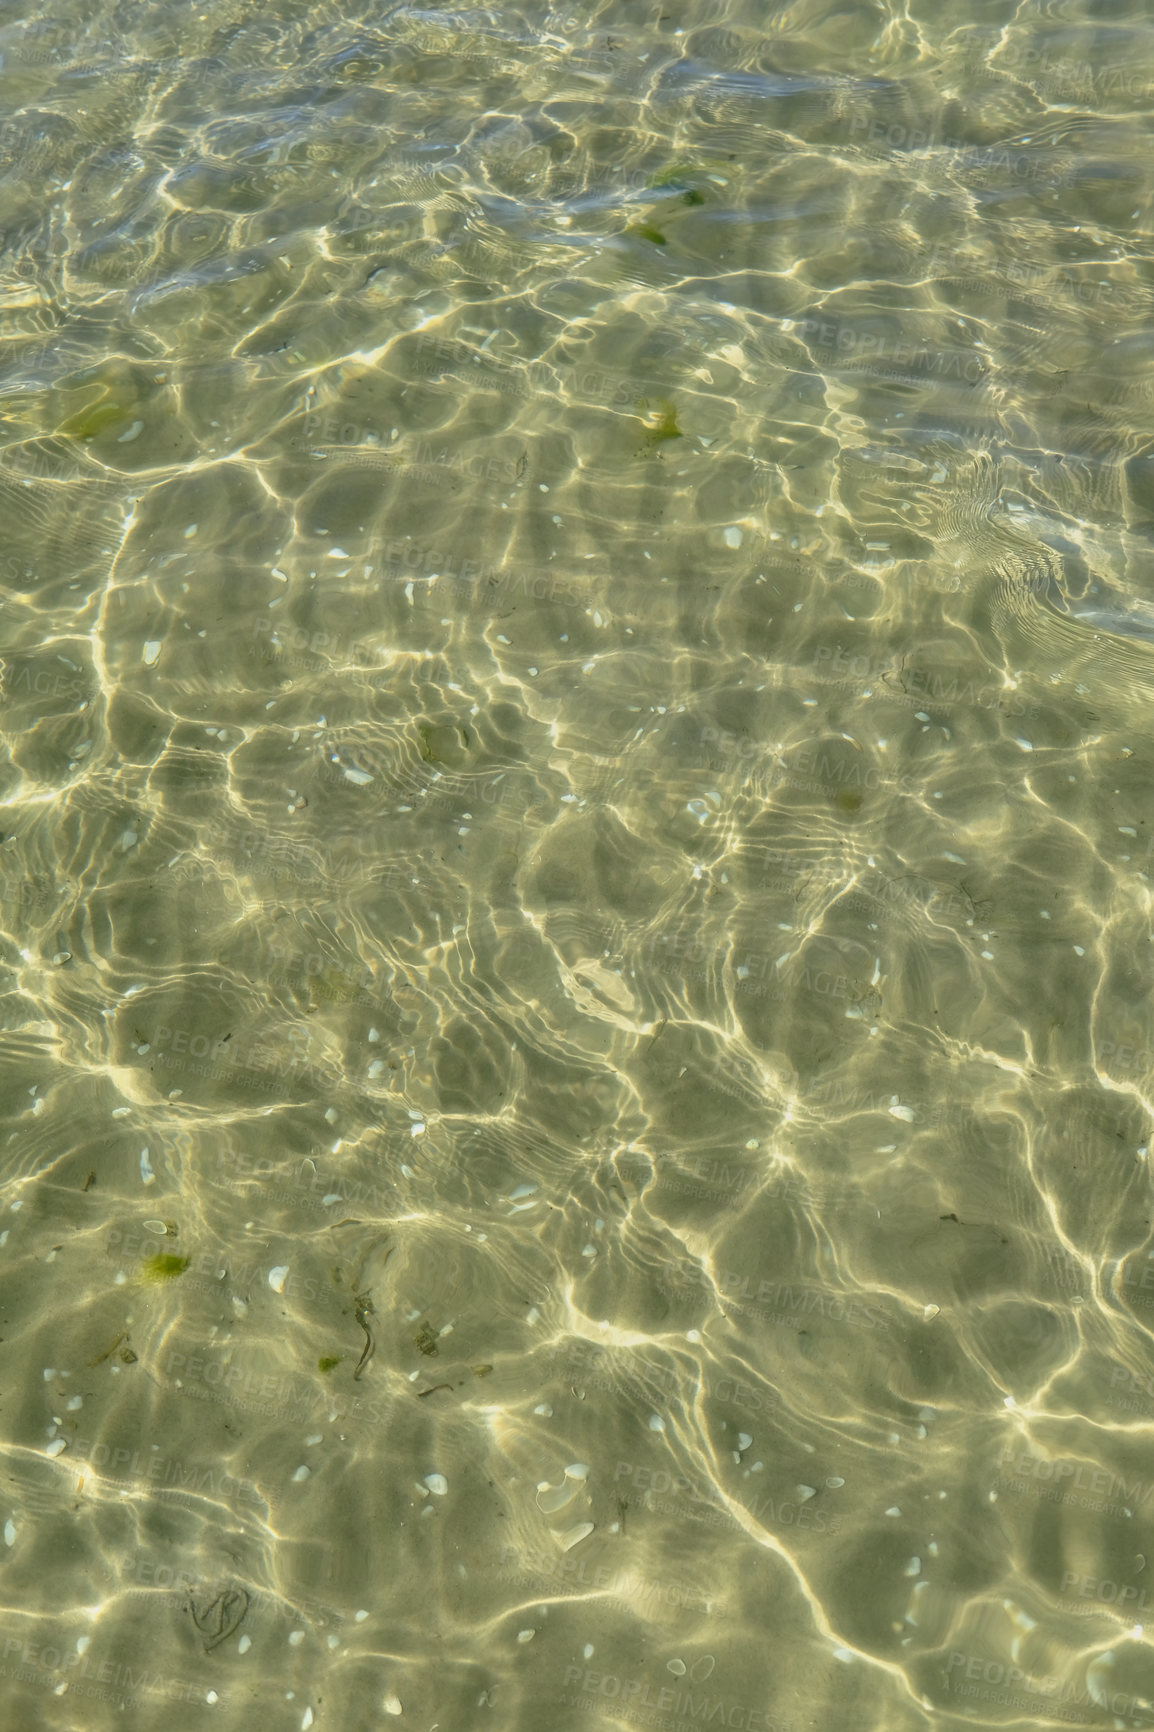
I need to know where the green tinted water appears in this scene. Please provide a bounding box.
[3,2,1154,1728]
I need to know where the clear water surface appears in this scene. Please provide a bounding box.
[3,1,1154,1728]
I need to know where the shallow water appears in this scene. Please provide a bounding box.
[4,1,1154,1728]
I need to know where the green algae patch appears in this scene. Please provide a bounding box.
[58,395,138,442]
[418,721,471,767]
[646,156,733,188]
[52,359,152,447]
[318,1355,343,1373]
[637,397,683,446]
[306,966,371,1007]
[627,222,667,245]
[140,1252,191,1283]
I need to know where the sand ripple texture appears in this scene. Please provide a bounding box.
[4,0,1154,1728]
